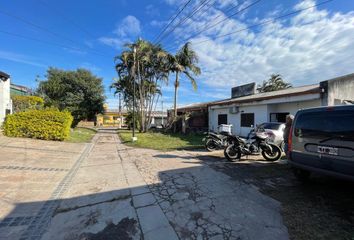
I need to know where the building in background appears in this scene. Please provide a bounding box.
[0,71,12,125]
[95,104,167,128]
[10,83,31,96]
[96,104,128,128]
[167,102,210,133]
[208,73,354,137]
[149,111,168,128]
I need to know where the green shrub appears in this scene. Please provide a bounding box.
[12,95,44,113]
[3,109,73,141]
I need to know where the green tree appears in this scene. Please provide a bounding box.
[113,39,169,132]
[169,42,201,118]
[258,74,292,93]
[11,95,44,113]
[37,68,105,127]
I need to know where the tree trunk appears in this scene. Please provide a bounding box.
[173,72,179,133]
[173,72,179,119]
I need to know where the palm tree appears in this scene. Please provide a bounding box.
[258,74,292,93]
[114,39,169,132]
[169,42,201,118]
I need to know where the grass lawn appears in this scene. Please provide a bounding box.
[118,130,204,151]
[66,127,97,143]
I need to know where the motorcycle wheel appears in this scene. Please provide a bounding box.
[224,144,241,161]
[261,143,282,161]
[205,139,218,152]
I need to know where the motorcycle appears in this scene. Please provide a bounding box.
[223,130,282,161]
[203,131,233,151]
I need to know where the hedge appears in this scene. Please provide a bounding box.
[12,95,44,113]
[3,109,73,141]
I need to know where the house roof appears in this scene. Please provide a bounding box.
[10,83,30,93]
[176,102,213,112]
[209,84,320,106]
[0,71,10,81]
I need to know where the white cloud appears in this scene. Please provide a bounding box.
[99,15,141,49]
[0,50,47,68]
[163,0,354,93]
[113,15,141,37]
[146,4,160,17]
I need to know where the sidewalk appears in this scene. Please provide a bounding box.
[42,129,178,240]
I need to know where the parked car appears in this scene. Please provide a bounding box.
[254,122,285,149]
[289,105,354,181]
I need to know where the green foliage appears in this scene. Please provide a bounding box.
[258,74,292,93]
[66,127,96,143]
[118,130,203,151]
[170,42,201,118]
[37,68,105,127]
[11,95,44,113]
[114,39,169,132]
[125,111,140,130]
[3,109,73,141]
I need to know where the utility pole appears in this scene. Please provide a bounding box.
[132,46,137,142]
[118,93,122,129]
[161,99,164,126]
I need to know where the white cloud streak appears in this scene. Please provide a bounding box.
[0,50,47,68]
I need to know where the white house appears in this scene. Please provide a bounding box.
[208,73,354,137]
[0,71,12,125]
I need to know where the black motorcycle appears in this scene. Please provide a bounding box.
[203,131,233,151]
[224,131,282,161]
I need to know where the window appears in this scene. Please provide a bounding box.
[241,113,254,127]
[270,112,289,123]
[294,110,354,139]
[218,114,228,125]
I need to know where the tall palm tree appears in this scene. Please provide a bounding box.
[170,42,201,118]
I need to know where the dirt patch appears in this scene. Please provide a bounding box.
[79,217,138,240]
[196,155,354,240]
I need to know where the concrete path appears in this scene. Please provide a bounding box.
[0,130,289,239]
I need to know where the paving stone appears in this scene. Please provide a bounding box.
[136,205,176,235]
[133,193,157,208]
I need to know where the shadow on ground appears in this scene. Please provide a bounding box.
[153,151,354,240]
[1,160,288,240]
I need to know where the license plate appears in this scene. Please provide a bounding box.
[317,146,338,156]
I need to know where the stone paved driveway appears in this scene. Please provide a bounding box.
[0,135,88,239]
[0,130,289,240]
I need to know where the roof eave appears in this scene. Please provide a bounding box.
[209,88,320,107]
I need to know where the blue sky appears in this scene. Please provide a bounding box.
[1,0,354,110]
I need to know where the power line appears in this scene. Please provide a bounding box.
[190,0,334,46]
[165,0,262,51]
[0,9,108,57]
[37,0,97,39]
[153,0,193,44]
[216,0,332,83]
[0,30,111,58]
[156,0,213,44]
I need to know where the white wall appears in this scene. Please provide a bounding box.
[209,98,321,137]
[0,77,11,125]
[268,99,321,116]
[209,104,267,137]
